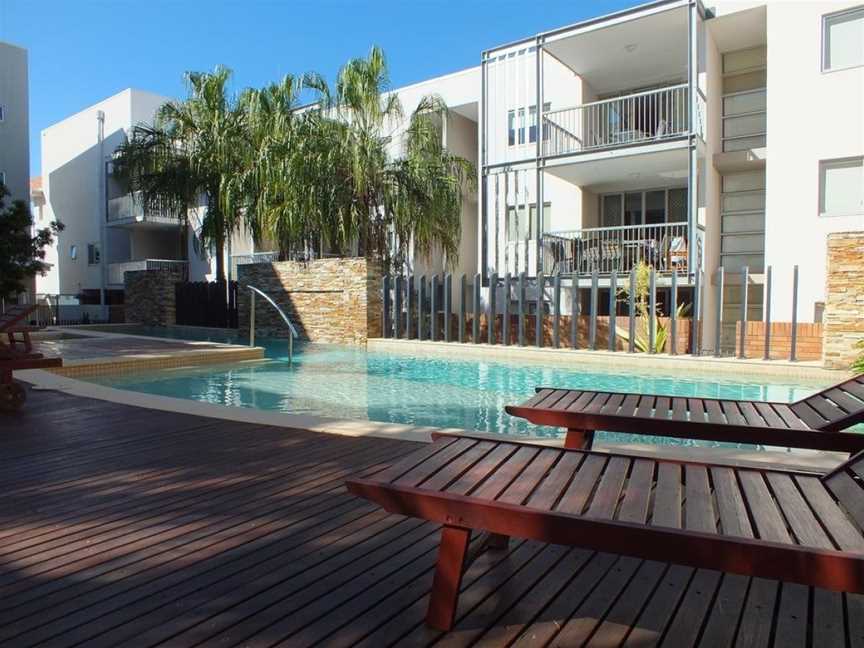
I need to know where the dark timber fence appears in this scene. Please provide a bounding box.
[381,265,813,360]
[175,281,238,329]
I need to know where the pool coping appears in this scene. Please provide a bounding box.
[18,368,845,473]
[368,338,848,382]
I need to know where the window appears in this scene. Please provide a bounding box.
[87,243,101,265]
[70,245,78,261]
[819,157,864,216]
[0,171,5,188]
[823,6,864,71]
[0,105,5,121]
[601,188,689,226]
[506,202,551,240]
[508,103,551,147]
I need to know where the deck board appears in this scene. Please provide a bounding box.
[0,387,858,646]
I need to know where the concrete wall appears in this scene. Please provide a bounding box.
[823,231,864,369]
[0,42,29,206]
[238,258,383,344]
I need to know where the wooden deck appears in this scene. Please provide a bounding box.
[1,388,862,647]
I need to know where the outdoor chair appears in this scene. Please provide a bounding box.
[347,432,864,630]
[506,374,864,454]
[0,303,40,355]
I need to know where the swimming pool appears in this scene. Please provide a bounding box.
[84,339,835,448]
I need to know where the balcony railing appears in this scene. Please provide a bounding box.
[542,222,689,276]
[108,259,188,285]
[107,194,183,225]
[543,84,690,157]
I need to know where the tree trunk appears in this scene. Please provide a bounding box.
[215,236,226,283]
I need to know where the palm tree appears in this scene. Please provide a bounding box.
[113,66,247,282]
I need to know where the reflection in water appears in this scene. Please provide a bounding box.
[88,341,832,448]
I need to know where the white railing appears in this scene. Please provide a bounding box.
[542,222,689,276]
[108,259,188,285]
[232,251,280,266]
[107,193,182,224]
[543,84,690,157]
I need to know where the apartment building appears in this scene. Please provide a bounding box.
[477,0,864,353]
[0,41,29,205]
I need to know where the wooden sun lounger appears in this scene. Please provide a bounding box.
[346,433,864,630]
[505,374,864,454]
[1,303,40,354]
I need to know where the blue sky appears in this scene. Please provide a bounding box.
[1,0,636,176]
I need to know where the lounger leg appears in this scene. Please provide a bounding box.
[565,428,595,450]
[426,525,471,631]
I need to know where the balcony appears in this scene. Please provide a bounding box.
[107,194,183,228]
[543,84,702,158]
[108,259,188,286]
[542,222,689,276]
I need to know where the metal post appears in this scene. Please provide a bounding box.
[382,275,391,338]
[790,265,799,362]
[503,273,511,346]
[608,270,617,352]
[571,277,580,349]
[394,275,402,339]
[670,271,678,355]
[648,268,656,354]
[459,274,466,344]
[518,272,526,346]
[693,264,702,356]
[488,273,497,345]
[763,265,772,360]
[418,275,426,341]
[589,270,598,350]
[628,268,636,353]
[738,266,749,359]
[431,275,439,342]
[535,272,544,347]
[553,272,561,348]
[249,290,256,347]
[714,267,724,357]
[473,273,481,343]
[444,274,452,342]
[406,275,413,339]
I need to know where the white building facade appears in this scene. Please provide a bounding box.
[0,41,29,205]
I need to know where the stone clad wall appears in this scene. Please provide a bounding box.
[237,258,382,345]
[824,232,864,369]
[125,269,183,326]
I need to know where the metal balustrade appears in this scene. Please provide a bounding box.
[108,259,188,285]
[542,222,689,276]
[543,84,690,157]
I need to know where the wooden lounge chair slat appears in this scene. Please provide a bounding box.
[670,398,688,422]
[704,400,726,425]
[654,397,671,421]
[766,473,833,549]
[771,403,810,430]
[773,583,810,648]
[599,393,625,416]
[395,438,478,487]
[651,463,682,529]
[524,389,554,408]
[525,452,585,510]
[790,401,828,430]
[795,475,864,551]
[813,589,846,648]
[754,402,786,428]
[824,387,864,414]
[583,392,610,415]
[616,459,655,523]
[556,454,607,515]
[550,390,582,411]
[842,379,864,401]
[635,395,655,419]
[738,471,791,543]
[621,393,641,417]
[373,437,461,483]
[421,441,497,491]
[711,467,753,538]
[446,443,519,495]
[721,401,747,426]
[684,465,715,533]
[569,391,598,411]
[470,446,539,500]
[824,471,864,531]
[535,390,567,410]
[687,398,706,423]
[806,395,847,423]
[497,449,561,505]
[738,401,767,427]
[586,456,630,519]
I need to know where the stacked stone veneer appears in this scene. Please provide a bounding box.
[125,269,183,326]
[824,232,864,369]
[237,258,383,345]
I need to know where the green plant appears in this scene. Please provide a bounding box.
[616,262,690,353]
[853,340,864,374]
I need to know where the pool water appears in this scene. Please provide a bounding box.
[85,340,833,448]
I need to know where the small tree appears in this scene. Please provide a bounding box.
[0,184,63,298]
[617,261,689,353]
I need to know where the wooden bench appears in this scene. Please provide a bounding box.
[346,433,864,630]
[506,374,864,454]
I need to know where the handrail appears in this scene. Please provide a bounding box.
[247,284,298,364]
[545,83,689,116]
